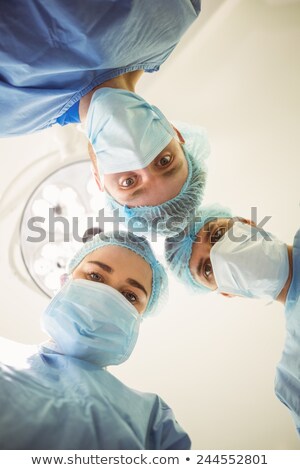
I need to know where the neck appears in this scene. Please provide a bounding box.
[276,245,293,305]
[79,70,143,122]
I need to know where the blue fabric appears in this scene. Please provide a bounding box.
[0,0,200,136]
[275,229,300,436]
[56,101,80,126]
[42,280,141,367]
[0,337,191,450]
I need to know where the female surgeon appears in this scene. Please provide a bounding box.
[0,0,208,235]
[0,230,191,450]
[165,204,300,437]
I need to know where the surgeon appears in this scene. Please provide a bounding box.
[0,230,191,450]
[165,204,299,436]
[1,0,207,235]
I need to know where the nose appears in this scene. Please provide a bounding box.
[105,279,119,293]
[137,166,155,184]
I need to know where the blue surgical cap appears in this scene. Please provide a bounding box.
[164,203,232,293]
[105,123,209,236]
[67,231,168,317]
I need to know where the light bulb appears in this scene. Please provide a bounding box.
[41,244,59,260]
[32,199,51,218]
[44,271,61,291]
[33,258,52,276]
[42,185,61,205]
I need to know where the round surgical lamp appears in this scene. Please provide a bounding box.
[20,160,105,297]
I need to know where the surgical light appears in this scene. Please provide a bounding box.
[20,161,106,298]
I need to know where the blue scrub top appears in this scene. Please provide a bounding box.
[0,338,191,450]
[0,0,200,136]
[275,229,300,436]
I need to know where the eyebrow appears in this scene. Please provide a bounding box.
[87,261,113,273]
[195,222,213,245]
[126,278,148,297]
[196,223,215,277]
[84,262,148,296]
[196,258,203,277]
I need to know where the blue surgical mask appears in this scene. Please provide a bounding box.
[86,88,176,174]
[41,279,141,367]
[210,222,289,300]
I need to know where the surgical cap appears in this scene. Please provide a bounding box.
[164,203,232,293]
[105,123,209,236]
[67,231,168,317]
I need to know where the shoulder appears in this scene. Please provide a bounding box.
[146,395,191,450]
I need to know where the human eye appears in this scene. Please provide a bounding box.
[203,261,213,280]
[211,227,225,245]
[156,154,173,168]
[119,176,137,188]
[122,290,138,304]
[87,272,104,283]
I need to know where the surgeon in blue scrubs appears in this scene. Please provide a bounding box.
[0,230,190,450]
[0,1,208,235]
[165,204,300,436]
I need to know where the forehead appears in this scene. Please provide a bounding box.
[195,218,232,240]
[81,244,152,280]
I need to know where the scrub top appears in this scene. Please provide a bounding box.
[275,229,300,436]
[0,337,190,450]
[0,0,201,136]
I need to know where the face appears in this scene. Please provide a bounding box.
[72,245,152,314]
[103,138,188,207]
[189,218,235,291]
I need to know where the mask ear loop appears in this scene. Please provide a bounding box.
[97,166,105,192]
[60,273,70,288]
[90,163,105,192]
[88,140,105,192]
[173,126,185,145]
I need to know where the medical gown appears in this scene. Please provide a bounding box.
[0,338,190,450]
[0,0,200,136]
[275,229,300,436]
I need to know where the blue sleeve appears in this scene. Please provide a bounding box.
[274,298,300,433]
[191,0,201,15]
[147,397,191,450]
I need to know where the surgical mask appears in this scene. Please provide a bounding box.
[86,88,176,174]
[210,221,289,300]
[41,279,141,367]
